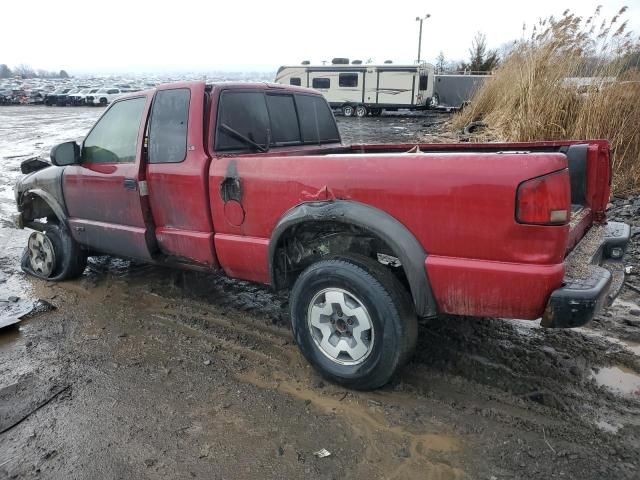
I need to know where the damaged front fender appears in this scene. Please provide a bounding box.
[15,164,68,227]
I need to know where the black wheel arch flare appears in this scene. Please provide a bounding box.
[268,200,437,318]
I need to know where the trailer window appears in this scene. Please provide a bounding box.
[148,88,190,163]
[266,94,301,145]
[295,94,340,144]
[290,77,301,86]
[419,74,429,91]
[312,78,330,89]
[339,73,358,87]
[216,91,269,151]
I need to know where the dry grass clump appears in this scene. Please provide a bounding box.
[453,7,640,195]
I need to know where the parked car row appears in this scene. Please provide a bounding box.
[43,86,136,106]
[0,82,151,106]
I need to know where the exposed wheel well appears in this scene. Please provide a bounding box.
[21,194,57,222]
[272,220,410,294]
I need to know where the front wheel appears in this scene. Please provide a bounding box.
[22,222,87,281]
[290,256,417,390]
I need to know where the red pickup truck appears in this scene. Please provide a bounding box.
[14,81,630,389]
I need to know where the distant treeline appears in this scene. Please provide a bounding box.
[0,64,70,79]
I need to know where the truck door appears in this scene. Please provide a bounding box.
[144,82,218,267]
[62,94,156,260]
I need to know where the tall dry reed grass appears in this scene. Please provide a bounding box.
[453,7,640,195]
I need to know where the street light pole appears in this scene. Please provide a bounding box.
[416,14,431,64]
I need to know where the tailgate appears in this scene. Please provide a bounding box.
[564,142,611,252]
[542,140,631,327]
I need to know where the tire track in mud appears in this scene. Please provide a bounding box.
[37,254,640,478]
[69,259,468,479]
[79,257,640,425]
[240,369,465,480]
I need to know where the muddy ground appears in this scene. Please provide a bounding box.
[0,105,639,479]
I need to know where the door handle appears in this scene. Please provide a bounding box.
[123,178,137,191]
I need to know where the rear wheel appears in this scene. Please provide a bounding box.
[355,105,368,118]
[290,255,417,390]
[342,104,354,117]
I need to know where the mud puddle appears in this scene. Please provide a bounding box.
[591,365,640,396]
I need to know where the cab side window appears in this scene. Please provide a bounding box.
[215,91,269,151]
[82,97,146,164]
[149,89,190,163]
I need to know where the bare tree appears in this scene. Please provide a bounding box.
[13,64,36,78]
[435,51,446,73]
[0,64,12,78]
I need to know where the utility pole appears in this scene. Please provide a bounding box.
[416,14,431,63]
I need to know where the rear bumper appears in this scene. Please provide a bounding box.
[541,221,630,328]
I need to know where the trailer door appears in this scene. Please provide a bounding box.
[376,70,416,106]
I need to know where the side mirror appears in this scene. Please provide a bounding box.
[50,141,80,166]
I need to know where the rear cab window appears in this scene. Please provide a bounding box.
[214,89,340,152]
[266,94,301,145]
[295,94,340,144]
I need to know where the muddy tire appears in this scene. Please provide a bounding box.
[290,255,417,390]
[21,222,87,281]
[355,105,368,118]
[342,104,354,117]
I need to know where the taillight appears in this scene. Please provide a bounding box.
[516,169,571,225]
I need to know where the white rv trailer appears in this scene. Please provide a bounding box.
[274,62,435,117]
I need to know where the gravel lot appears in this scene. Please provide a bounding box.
[0,106,639,479]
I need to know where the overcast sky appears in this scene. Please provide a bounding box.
[2,0,638,74]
